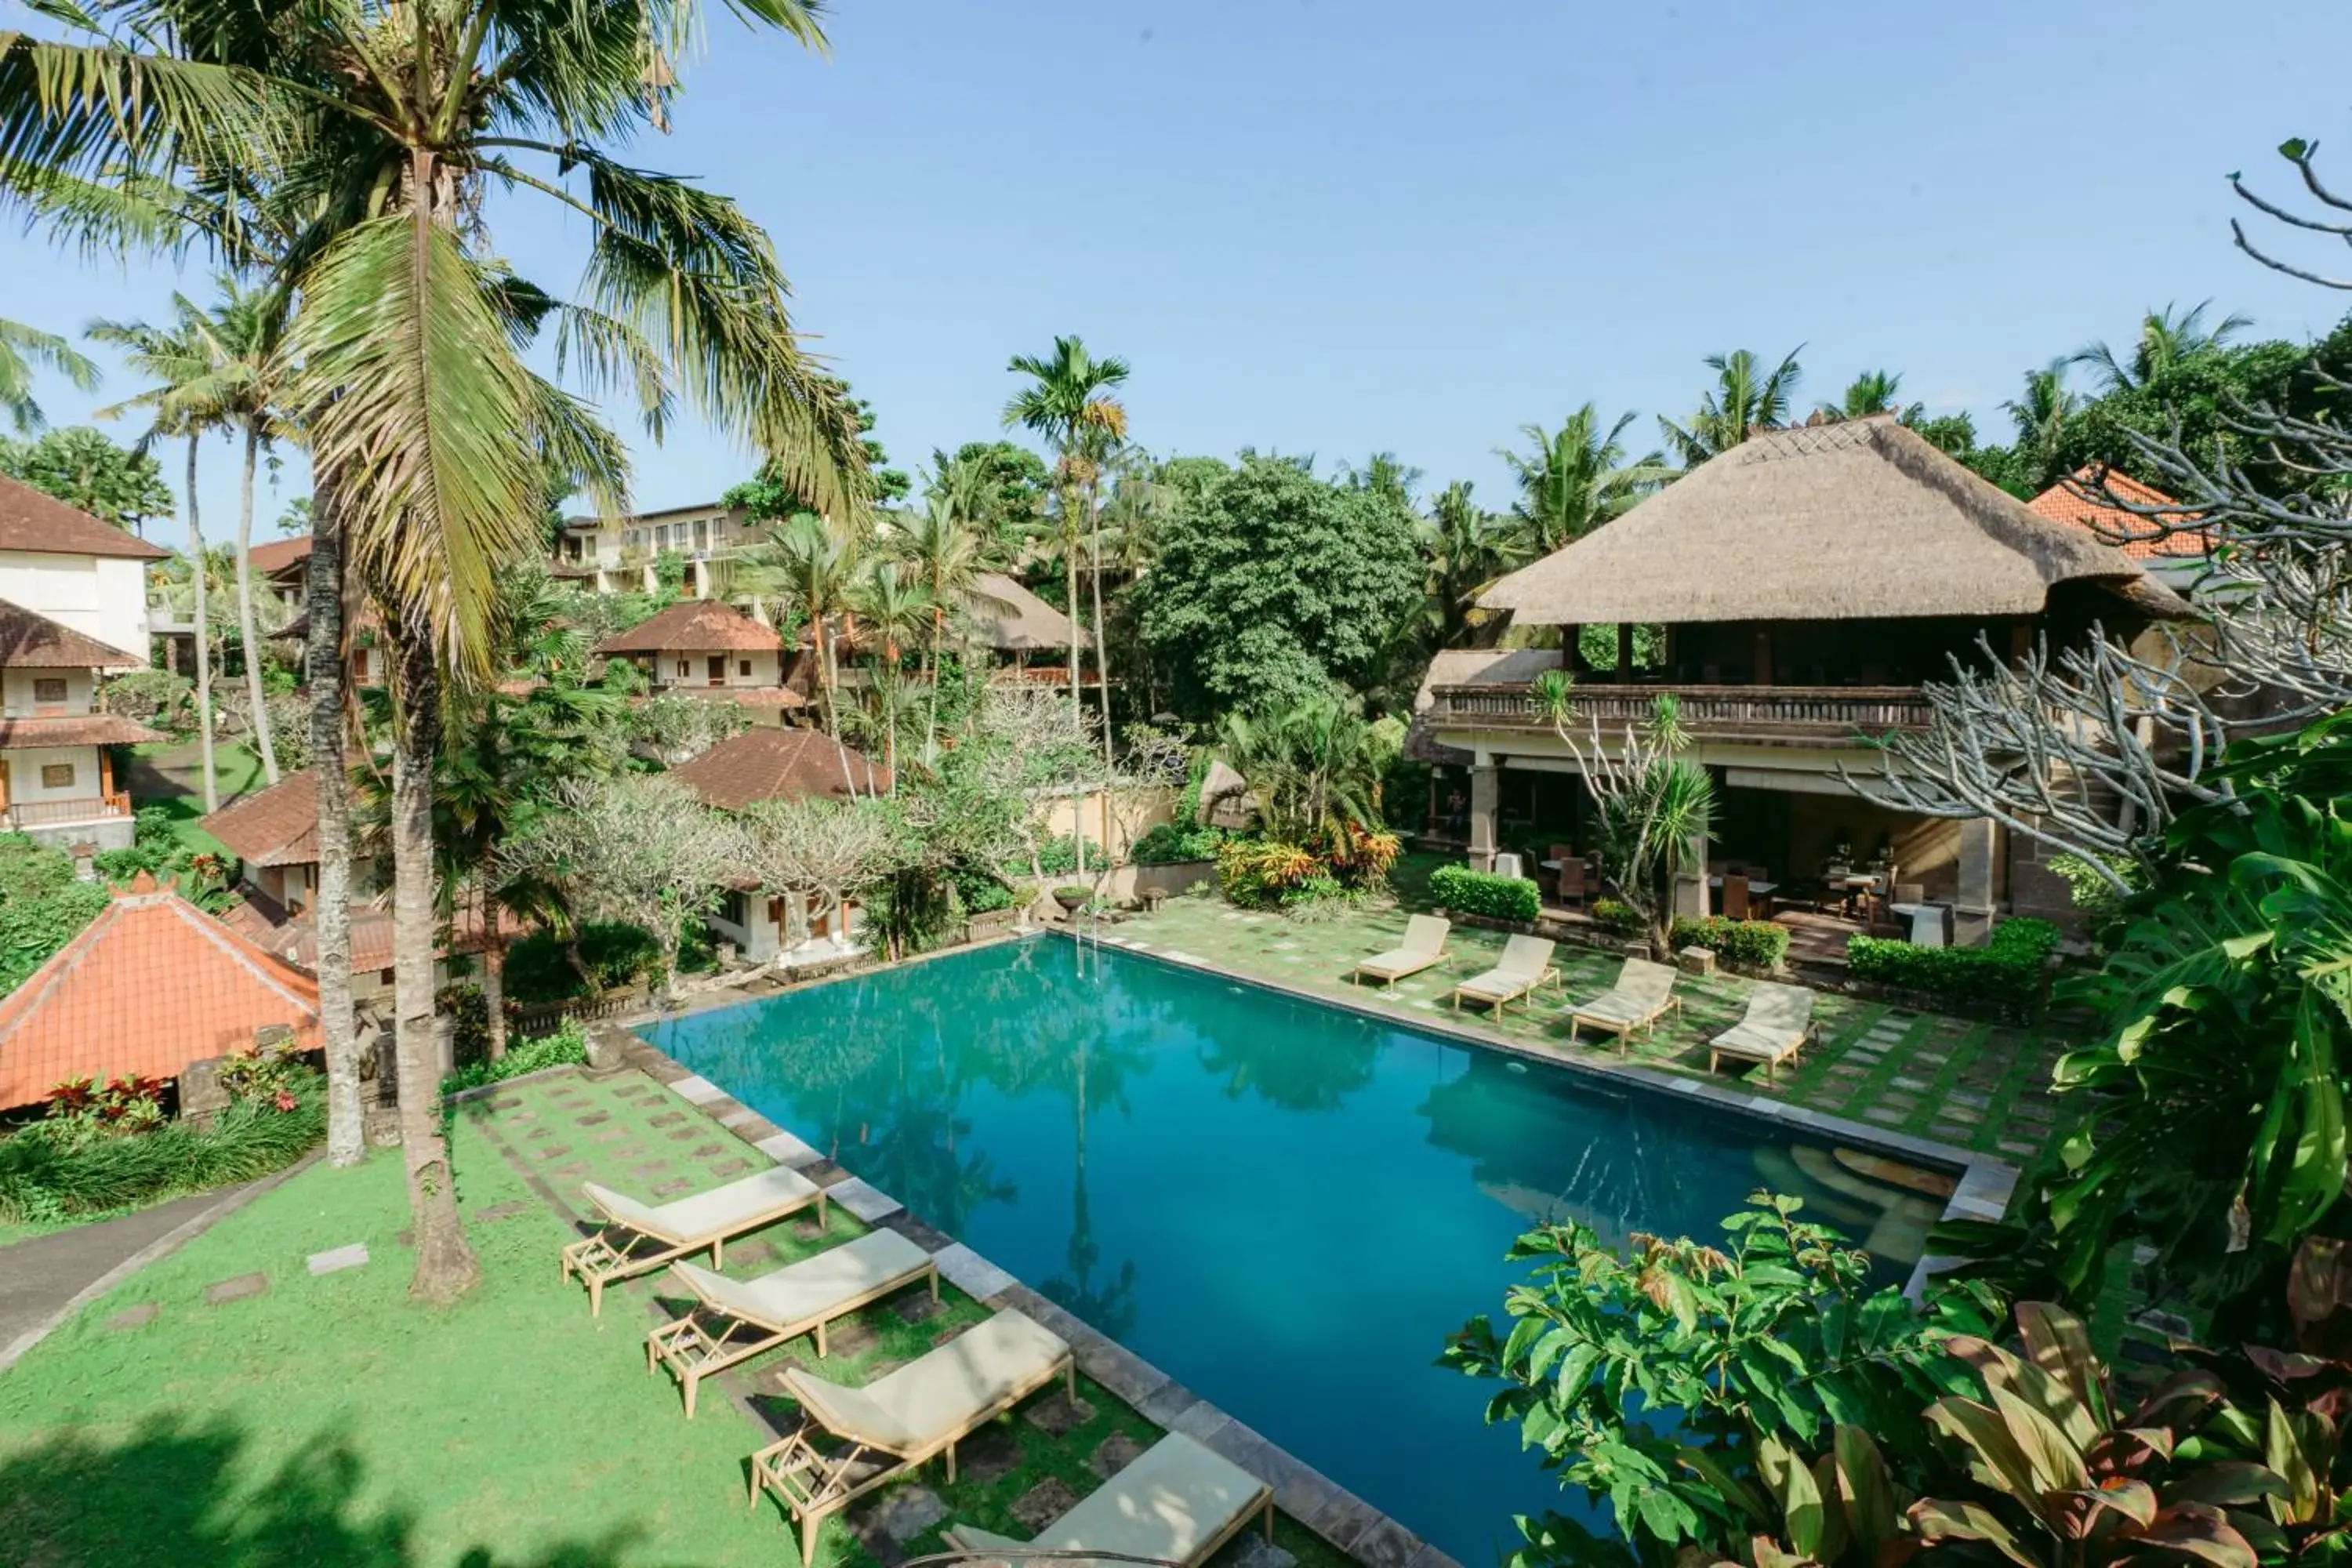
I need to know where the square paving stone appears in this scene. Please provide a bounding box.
[307,1243,370,1276]
[825,1317,879,1357]
[1889,1076,1931,1091]
[1863,1108,1907,1124]
[649,1112,687,1128]
[590,1130,629,1146]
[629,1160,671,1178]
[205,1272,270,1305]
[893,1291,944,1325]
[651,1178,695,1198]
[524,1127,552,1142]
[1022,1389,1094,1437]
[954,1425,1022,1486]
[534,1144,572,1161]
[104,1302,161,1333]
[667,1129,699,1143]
[1998,1140,2042,1156]
[709,1158,751,1178]
[869,1486,950,1544]
[690,1143,724,1159]
[573,1112,611,1127]
[1009,1479,1082,1535]
[477,1200,532,1223]
[1088,1430,1148,1479]
[1230,1540,1298,1568]
[550,1160,590,1177]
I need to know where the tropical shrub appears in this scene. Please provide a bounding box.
[947,866,1015,914]
[212,1037,310,1109]
[1130,821,1227,866]
[503,920,663,1004]
[1216,839,1320,909]
[1590,896,1645,936]
[98,669,192,733]
[1019,833,1106,878]
[0,1072,325,1225]
[440,1020,590,1097]
[1669,915,1790,971]
[1845,916,2058,1010]
[0,833,109,993]
[1428,864,1540,924]
[42,1074,168,1141]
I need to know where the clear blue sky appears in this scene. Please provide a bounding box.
[5,0,2349,550]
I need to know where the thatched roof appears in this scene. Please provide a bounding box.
[964,573,1086,651]
[1479,419,2194,625]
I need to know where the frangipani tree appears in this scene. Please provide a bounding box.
[737,794,907,950]
[1537,677,1714,954]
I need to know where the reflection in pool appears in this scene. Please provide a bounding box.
[644,937,1946,1564]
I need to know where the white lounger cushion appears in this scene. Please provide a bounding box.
[1495,934,1556,979]
[1712,983,1814,1063]
[670,1229,931,1329]
[946,1433,1262,1565]
[1577,958,1676,1020]
[1359,916,1450,976]
[785,1308,1069,1454]
[583,1164,822,1246]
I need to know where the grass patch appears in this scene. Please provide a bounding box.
[0,1069,1351,1568]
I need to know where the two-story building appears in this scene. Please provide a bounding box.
[594,598,808,725]
[557,502,762,597]
[0,477,168,848]
[1422,417,2192,944]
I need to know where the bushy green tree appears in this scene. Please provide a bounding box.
[1138,455,1423,720]
[0,426,172,534]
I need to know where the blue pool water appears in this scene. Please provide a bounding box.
[644,938,1944,1565]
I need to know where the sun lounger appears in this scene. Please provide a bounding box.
[1708,982,1817,1080]
[944,1432,1274,1566]
[1565,957,1682,1053]
[1448,934,1561,1014]
[750,1307,1075,1563]
[1352,914,1450,986]
[560,1165,827,1317]
[648,1229,937,1418]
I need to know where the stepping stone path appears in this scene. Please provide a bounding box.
[1010,1478,1081,1534]
[648,1112,685,1128]
[550,1160,590,1178]
[690,1143,724,1159]
[710,1159,751,1178]
[892,1291,943,1325]
[870,1486,950,1544]
[574,1112,611,1127]
[1024,1389,1094,1437]
[104,1302,160,1333]
[824,1317,878,1358]
[307,1243,370,1276]
[651,1178,694,1198]
[1233,1541,1298,1568]
[953,1426,1021,1486]
[1088,1430,1146,1478]
[204,1272,269,1305]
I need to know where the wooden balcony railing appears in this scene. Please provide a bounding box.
[2,792,132,829]
[1427,682,1936,741]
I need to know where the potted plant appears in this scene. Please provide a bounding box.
[1051,884,1092,915]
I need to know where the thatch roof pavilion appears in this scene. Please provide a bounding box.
[1479,418,2193,626]
[963,572,1087,651]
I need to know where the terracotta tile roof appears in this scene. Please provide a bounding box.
[0,474,170,561]
[2027,468,2210,560]
[238,898,520,975]
[200,771,320,866]
[248,536,310,575]
[0,713,164,746]
[596,599,783,655]
[0,873,321,1110]
[630,687,808,714]
[669,728,889,811]
[0,597,146,668]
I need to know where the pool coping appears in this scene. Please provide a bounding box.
[1057,927,2020,1298]
[614,1025,1465,1568]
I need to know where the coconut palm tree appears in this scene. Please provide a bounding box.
[845,559,933,786]
[1657,347,1806,467]
[2073,299,2254,394]
[893,493,1004,763]
[1,0,869,1304]
[85,304,222,812]
[1420,480,1518,649]
[1817,368,1924,424]
[1495,405,1671,555]
[0,317,99,434]
[738,514,870,799]
[1003,336,1130,771]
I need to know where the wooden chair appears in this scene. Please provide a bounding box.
[1557,857,1588,909]
[1720,874,1751,921]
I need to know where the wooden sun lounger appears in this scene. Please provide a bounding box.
[750,1308,1074,1564]
[945,1433,1274,1567]
[1708,982,1818,1080]
[1566,957,1682,1054]
[1352,914,1450,985]
[648,1229,938,1418]
[560,1165,827,1317]
[1449,934,1561,1014]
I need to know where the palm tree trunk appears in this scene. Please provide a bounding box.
[1086,480,1115,781]
[187,437,218,815]
[819,616,858,801]
[308,487,363,1170]
[481,927,507,1063]
[390,619,480,1305]
[1062,501,1086,880]
[234,420,279,784]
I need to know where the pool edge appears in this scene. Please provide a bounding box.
[612,1023,1464,1568]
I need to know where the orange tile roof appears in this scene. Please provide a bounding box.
[200,771,320,866]
[2027,468,2209,560]
[0,474,170,560]
[669,727,889,811]
[0,873,321,1110]
[247,536,310,575]
[0,713,164,747]
[596,599,783,655]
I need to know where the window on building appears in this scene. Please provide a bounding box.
[739,659,752,677]
[675,659,691,677]
[39,762,74,789]
[377,968,394,986]
[720,891,746,925]
[32,677,67,703]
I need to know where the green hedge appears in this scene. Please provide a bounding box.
[1670,916,1791,971]
[441,1020,590,1098]
[1429,865,1540,924]
[1846,916,2060,1010]
[1590,897,1645,936]
[1130,822,1227,866]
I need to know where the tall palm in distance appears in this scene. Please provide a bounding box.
[898,487,1007,764]
[2,0,870,1304]
[1817,368,1924,424]
[1496,405,1671,555]
[0,318,98,434]
[86,303,222,812]
[1003,335,1130,777]
[2073,299,2254,394]
[738,513,869,799]
[1420,480,1517,649]
[1657,347,1806,467]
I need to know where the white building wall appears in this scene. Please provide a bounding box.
[0,666,95,717]
[0,553,147,659]
[650,648,783,689]
[6,744,105,804]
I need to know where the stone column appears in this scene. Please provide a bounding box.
[1674,827,1711,918]
[1468,758,1500,872]
[1953,816,1998,947]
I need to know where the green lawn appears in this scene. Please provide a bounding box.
[0,1069,1351,1568]
[123,739,267,857]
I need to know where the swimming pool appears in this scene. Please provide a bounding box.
[644,936,1946,1564]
